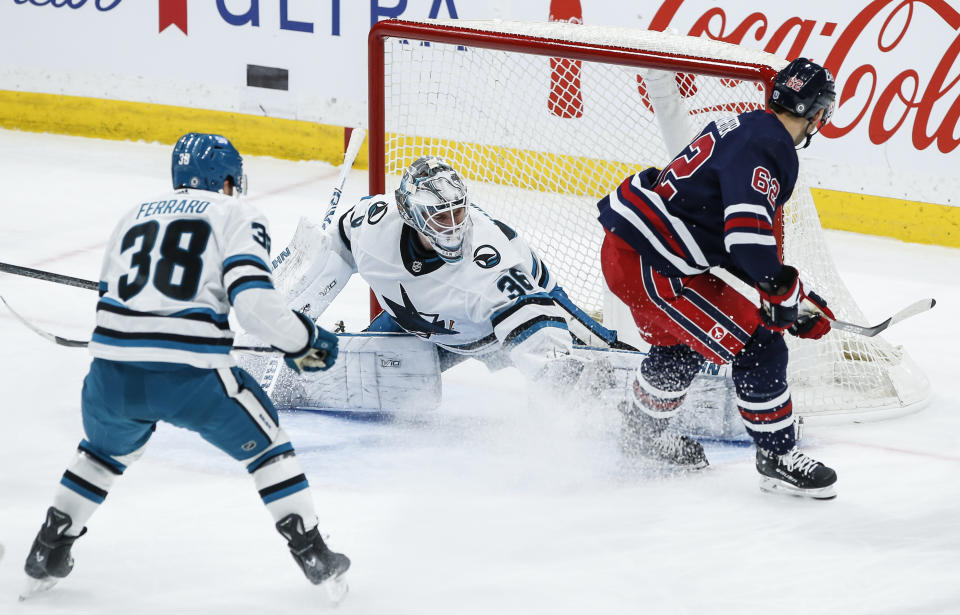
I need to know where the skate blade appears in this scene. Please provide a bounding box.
[759,476,837,500]
[322,574,349,604]
[19,576,58,601]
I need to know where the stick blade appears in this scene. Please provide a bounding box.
[888,298,936,327]
[831,297,936,338]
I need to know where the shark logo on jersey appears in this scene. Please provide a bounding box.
[473,244,501,269]
[367,200,389,225]
[383,284,460,338]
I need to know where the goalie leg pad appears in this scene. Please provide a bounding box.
[238,333,442,413]
[567,345,749,442]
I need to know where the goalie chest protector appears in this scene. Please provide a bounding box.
[342,199,551,355]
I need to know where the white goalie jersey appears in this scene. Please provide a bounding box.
[88,188,309,368]
[280,195,575,378]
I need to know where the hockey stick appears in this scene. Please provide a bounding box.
[322,127,367,231]
[0,295,277,353]
[805,297,936,337]
[0,262,98,291]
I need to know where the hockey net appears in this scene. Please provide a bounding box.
[368,19,929,420]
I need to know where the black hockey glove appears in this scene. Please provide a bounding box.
[284,311,339,373]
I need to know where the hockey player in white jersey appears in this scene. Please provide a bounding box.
[277,156,673,429]
[22,133,349,600]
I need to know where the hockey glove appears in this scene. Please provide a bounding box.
[790,290,834,340]
[755,264,820,331]
[284,311,339,374]
[757,265,804,331]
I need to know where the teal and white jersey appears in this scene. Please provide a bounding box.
[281,195,574,377]
[89,188,308,368]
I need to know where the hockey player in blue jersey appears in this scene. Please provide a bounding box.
[22,133,350,599]
[598,59,839,498]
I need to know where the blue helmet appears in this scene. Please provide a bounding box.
[171,133,245,194]
[769,59,836,148]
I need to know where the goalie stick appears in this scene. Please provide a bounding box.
[804,297,936,338]
[261,127,367,397]
[0,295,276,353]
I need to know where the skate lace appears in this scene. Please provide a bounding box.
[782,449,820,475]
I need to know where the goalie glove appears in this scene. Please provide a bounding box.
[756,265,832,339]
[284,311,339,374]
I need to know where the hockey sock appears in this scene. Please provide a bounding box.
[632,344,702,419]
[732,328,795,454]
[247,432,318,529]
[52,443,130,536]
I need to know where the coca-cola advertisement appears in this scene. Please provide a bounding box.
[637,0,960,206]
[542,0,957,207]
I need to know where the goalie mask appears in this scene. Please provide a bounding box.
[172,133,247,194]
[395,156,471,263]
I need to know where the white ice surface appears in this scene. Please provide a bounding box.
[0,130,958,615]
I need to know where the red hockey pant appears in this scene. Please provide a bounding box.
[600,231,762,365]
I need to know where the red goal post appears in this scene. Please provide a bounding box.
[366,18,930,421]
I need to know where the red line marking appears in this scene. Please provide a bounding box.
[816,438,960,463]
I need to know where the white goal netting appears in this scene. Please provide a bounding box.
[371,19,929,420]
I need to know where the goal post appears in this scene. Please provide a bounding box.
[367,18,930,421]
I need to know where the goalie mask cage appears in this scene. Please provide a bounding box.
[368,19,929,421]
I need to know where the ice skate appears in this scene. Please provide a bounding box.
[618,402,708,469]
[20,507,86,601]
[756,447,837,499]
[276,513,351,603]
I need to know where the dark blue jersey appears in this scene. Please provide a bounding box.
[597,109,798,284]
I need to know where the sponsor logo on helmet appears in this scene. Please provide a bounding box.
[473,244,501,269]
[785,76,805,91]
[709,325,726,340]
